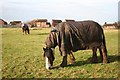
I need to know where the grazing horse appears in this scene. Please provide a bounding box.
[43,20,108,69]
[22,24,30,34]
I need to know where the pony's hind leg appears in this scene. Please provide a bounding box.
[99,48,103,62]
[28,29,30,34]
[100,47,108,63]
[69,51,75,64]
[91,48,97,63]
[22,29,25,35]
[25,30,27,34]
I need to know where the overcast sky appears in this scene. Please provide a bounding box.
[1,0,119,24]
[119,1,120,21]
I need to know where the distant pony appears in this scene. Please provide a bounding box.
[22,24,30,34]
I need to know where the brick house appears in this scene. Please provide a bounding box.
[27,19,48,28]
[35,19,47,27]
[0,19,7,25]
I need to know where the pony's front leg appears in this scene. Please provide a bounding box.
[60,55,67,67]
[22,29,24,35]
[25,30,27,34]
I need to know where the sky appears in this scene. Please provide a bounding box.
[118,1,120,21]
[1,0,119,24]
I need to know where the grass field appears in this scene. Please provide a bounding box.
[1,28,119,78]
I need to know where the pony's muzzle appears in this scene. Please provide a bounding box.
[46,57,52,70]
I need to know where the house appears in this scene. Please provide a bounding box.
[65,19,75,22]
[35,19,47,27]
[103,22,117,29]
[27,19,48,28]
[26,20,36,28]
[10,21,22,27]
[0,19,7,25]
[51,19,62,27]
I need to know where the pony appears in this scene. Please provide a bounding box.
[43,20,108,69]
[22,24,30,34]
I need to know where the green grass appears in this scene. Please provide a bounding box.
[1,28,119,78]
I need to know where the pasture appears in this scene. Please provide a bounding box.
[1,28,119,78]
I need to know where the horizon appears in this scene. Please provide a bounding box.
[1,0,119,25]
[0,18,118,25]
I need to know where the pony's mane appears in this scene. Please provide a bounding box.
[45,32,58,48]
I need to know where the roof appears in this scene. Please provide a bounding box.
[35,19,47,22]
[103,23,117,26]
[10,21,22,23]
[52,19,62,23]
[0,19,7,22]
[0,19,4,21]
[65,19,75,22]
[0,19,8,25]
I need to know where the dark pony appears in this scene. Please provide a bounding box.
[22,24,30,34]
[43,21,108,70]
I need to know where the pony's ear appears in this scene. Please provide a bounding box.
[43,47,46,51]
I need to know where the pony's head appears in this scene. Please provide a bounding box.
[43,47,55,69]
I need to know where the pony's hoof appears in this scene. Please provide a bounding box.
[103,60,109,64]
[91,58,97,63]
[69,60,75,64]
[60,63,67,67]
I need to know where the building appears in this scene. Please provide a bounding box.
[103,22,117,29]
[35,19,47,27]
[27,19,49,28]
[26,20,36,28]
[10,21,22,27]
[51,19,62,27]
[0,19,7,25]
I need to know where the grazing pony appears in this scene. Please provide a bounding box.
[43,20,108,69]
[22,24,30,34]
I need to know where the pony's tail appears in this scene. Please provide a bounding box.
[102,33,107,54]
